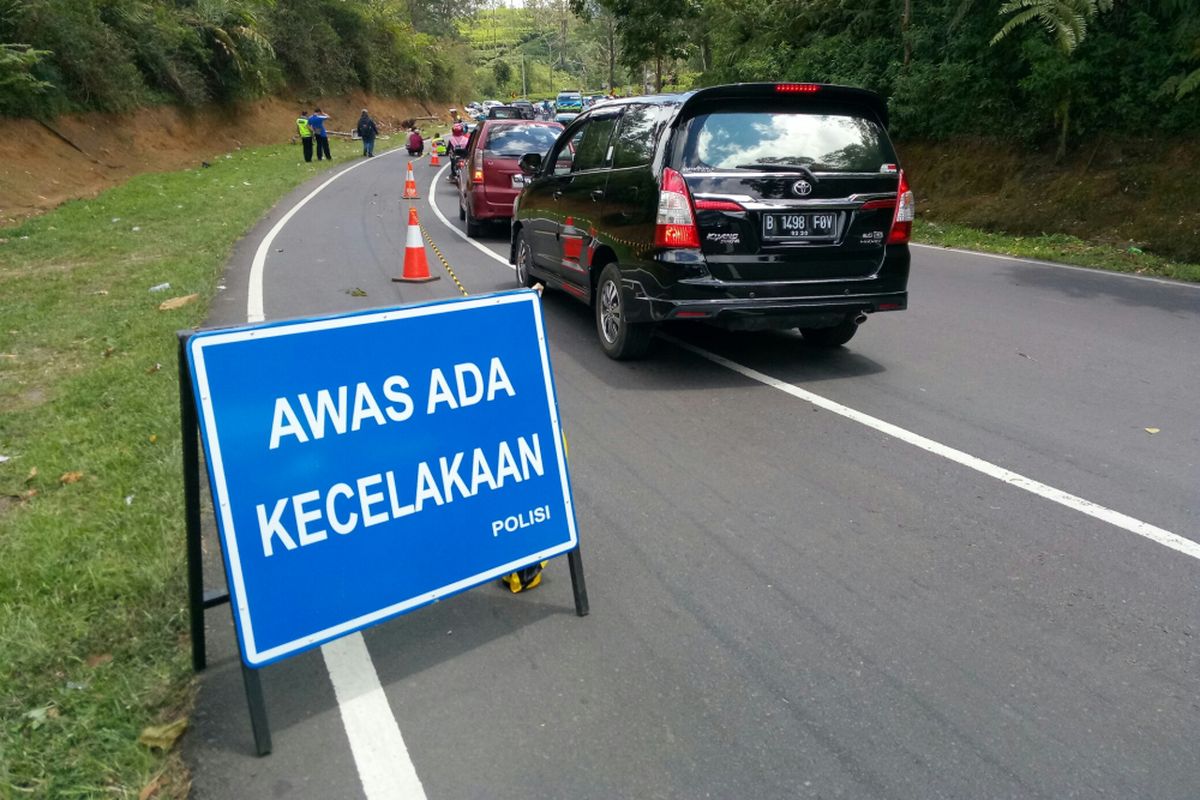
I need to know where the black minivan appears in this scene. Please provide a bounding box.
[509,82,913,359]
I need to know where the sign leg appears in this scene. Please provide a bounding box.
[567,547,589,617]
[178,332,207,672]
[241,664,273,756]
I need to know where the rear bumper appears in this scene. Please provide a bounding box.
[620,247,910,329]
[628,289,907,329]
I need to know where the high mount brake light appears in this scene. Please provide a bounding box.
[887,170,914,245]
[694,199,745,212]
[655,167,700,248]
[775,83,820,94]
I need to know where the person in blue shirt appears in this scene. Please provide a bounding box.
[308,108,331,161]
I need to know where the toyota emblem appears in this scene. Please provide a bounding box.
[792,179,813,197]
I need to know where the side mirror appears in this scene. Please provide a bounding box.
[518,152,543,175]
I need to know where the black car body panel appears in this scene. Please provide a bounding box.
[511,83,911,349]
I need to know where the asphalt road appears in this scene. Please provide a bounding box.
[185,151,1200,799]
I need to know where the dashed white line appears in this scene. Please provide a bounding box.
[322,635,428,800]
[249,147,427,800]
[665,334,1200,562]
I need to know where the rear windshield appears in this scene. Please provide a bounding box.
[677,109,895,173]
[484,124,562,156]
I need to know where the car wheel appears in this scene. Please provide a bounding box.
[595,262,652,360]
[465,204,481,237]
[458,201,466,221]
[800,315,859,347]
[515,231,536,288]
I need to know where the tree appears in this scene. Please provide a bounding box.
[991,0,1114,158]
[0,43,52,115]
[589,0,698,91]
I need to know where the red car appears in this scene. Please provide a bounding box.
[458,119,563,237]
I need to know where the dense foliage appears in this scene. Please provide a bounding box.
[699,0,1200,147]
[467,0,1200,153]
[3,0,1199,148]
[0,0,472,116]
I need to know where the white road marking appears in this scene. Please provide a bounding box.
[248,149,403,322]
[417,163,1197,561]
[910,242,1200,289]
[323,634,428,800]
[425,164,514,268]
[248,147,427,800]
[665,335,1200,562]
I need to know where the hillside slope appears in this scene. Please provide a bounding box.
[0,93,448,224]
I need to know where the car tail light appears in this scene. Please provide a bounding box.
[472,164,484,184]
[694,198,745,212]
[775,83,820,94]
[887,170,914,244]
[655,167,700,248]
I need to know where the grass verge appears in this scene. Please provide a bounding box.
[913,218,1200,283]
[0,136,389,798]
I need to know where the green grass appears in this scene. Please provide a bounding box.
[0,136,389,798]
[913,217,1200,283]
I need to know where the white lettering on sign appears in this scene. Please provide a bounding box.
[253,432,546,557]
[491,505,552,537]
[268,357,515,450]
[426,357,515,415]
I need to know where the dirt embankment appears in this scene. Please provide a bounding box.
[0,92,453,224]
[901,137,1200,263]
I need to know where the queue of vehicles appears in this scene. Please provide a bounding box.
[444,83,914,361]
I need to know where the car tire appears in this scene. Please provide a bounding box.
[800,315,859,347]
[595,262,652,360]
[515,231,537,289]
[465,204,481,237]
[458,201,466,221]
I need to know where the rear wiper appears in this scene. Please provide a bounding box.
[735,162,814,173]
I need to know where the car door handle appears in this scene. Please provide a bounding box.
[590,189,605,202]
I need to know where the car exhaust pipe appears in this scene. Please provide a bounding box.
[854,312,869,325]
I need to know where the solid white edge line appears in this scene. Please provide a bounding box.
[248,148,404,322]
[425,163,514,268]
[247,147,427,800]
[322,634,428,800]
[910,242,1200,289]
[664,335,1200,563]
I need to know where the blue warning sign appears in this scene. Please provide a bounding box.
[186,290,578,666]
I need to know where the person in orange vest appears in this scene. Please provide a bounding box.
[296,110,313,162]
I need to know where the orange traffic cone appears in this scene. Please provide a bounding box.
[402,162,420,199]
[430,149,441,166]
[393,207,439,283]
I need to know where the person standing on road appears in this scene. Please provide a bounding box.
[296,110,313,162]
[309,107,331,161]
[356,109,378,158]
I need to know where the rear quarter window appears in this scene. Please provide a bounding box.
[677,108,896,173]
[611,104,668,169]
